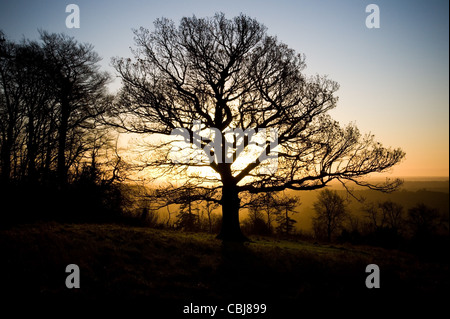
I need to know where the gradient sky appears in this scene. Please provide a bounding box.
[1,0,448,177]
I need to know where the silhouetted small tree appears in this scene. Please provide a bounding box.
[275,195,300,236]
[361,200,405,247]
[313,189,348,242]
[407,203,440,239]
[243,207,271,236]
[364,201,387,232]
[379,200,404,231]
[151,183,221,232]
[176,206,200,232]
[246,193,279,234]
[204,199,220,233]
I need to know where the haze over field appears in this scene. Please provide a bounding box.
[148,177,449,233]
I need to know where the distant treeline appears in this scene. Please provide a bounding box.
[129,185,449,258]
[291,187,449,231]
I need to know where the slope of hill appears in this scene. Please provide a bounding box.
[0,222,448,316]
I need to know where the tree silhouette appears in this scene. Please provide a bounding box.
[175,186,201,231]
[203,194,220,233]
[362,200,405,247]
[40,31,110,187]
[407,203,440,239]
[151,182,221,231]
[0,31,111,187]
[1,30,118,223]
[111,13,405,241]
[244,203,271,236]
[378,200,404,231]
[247,192,278,234]
[275,194,300,236]
[0,33,27,185]
[313,189,348,242]
[364,200,404,231]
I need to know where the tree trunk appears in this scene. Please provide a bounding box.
[57,98,69,188]
[216,183,248,242]
[285,208,289,235]
[26,111,37,184]
[327,223,332,242]
[0,122,13,185]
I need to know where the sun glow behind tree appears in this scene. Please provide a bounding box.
[108,13,405,241]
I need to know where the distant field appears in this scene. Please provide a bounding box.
[0,222,448,316]
[289,178,450,232]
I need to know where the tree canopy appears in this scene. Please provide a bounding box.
[111,13,404,241]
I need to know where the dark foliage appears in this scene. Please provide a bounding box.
[0,31,125,226]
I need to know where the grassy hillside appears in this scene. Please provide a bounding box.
[0,222,448,316]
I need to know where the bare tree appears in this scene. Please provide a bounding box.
[364,201,387,232]
[152,182,220,232]
[313,189,348,242]
[379,200,404,231]
[407,203,440,239]
[0,34,58,186]
[0,33,24,185]
[175,186,201,231]
[247,192,278,233]
[203,193,220,233]
[111,13,405,241]
[40,31,110,187]
[244,203,271,236]
[275,194,300,236]
[0,30,122,224]
[364,200,404,233]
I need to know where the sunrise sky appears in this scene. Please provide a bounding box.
[1,0,448,178]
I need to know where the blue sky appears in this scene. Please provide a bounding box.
[0,0,448,177]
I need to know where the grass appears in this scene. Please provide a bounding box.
[0,222,448,316]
